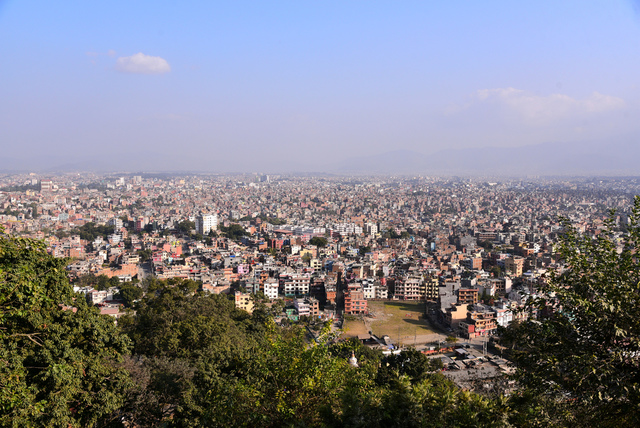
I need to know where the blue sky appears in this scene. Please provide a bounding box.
[1,1,640,172]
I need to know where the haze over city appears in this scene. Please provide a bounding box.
[2,1,640,174]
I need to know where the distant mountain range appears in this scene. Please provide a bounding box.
[332,138,640,176]
[1,137,638,176]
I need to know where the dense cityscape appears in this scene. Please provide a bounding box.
[2,172,640,425]
[3,172,639,320]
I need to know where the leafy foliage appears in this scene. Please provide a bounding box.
[75,222,116,242]
[0,230,132,427]
[117,283,506,427]
[75,273,119,291]
[502,196,640,426]
[175,220,195,235]
[308,237,327,248]
[117,282,143,307]
[257,215,286,225]
[219,224,249,240]
[137,248,152,262]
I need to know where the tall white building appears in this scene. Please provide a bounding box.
[364,222,378,236]
[196,213,218,235]
[108,217,123,229]
[264,278,279,300]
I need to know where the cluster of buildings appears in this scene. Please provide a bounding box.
[1,172,639,326]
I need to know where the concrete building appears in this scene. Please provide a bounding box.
[280,273,310,297]
[196,213,218,235]
[294,299,310,317]
[263,278,279,300]
[39,179,53,192]
[422,276,439,301]
[457,288,479,305]
[395,277,422,300]
[234,291,254,313]
[505,256,525,277]
[344,283,368,315]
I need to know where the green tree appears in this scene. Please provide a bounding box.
[502,196,640,426]
[0,230,132,427]
[359,246,371,256]
[109,275,121,287]
[118,283,144,308]
[302,253,312,264]
[95,274,111,291]
[118,281,267,425]
[308,237,328,248]
[219,224,249,240]
[333,374,507,428]
[75,222,115,241]
[376,347,443,386]
[137,248,153,262]
[175,220,195,235]
[445,335,458,346]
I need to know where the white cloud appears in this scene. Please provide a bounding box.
[471,88,625,124]
[115,53,171,74]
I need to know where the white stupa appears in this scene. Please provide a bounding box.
[348,351,359,368]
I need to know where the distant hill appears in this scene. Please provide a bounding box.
[332,137,640,176]
[1,136,638,176]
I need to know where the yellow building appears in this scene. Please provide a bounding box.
[505,256,524,277]
[234,291,254,314]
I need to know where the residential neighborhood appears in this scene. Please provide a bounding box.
[2,173,638,344]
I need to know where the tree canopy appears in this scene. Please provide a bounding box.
[175,220,195,235]
[308,236,327,248]
[0,230,132,427]
[502,196,640,426]
[219,223,249,240]
[75,222,115,241]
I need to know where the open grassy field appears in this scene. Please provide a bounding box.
[342,318,370,337]
[368,301,434,341]
[342,300,436,344]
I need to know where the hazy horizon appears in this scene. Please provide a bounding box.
[2,1,640,174]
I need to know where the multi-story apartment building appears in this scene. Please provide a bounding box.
[364,222,378,236]
[40,179,53,192]
[457,288,478,305]
[375,285,388,299]
[307,297,320,318]
[280,273,310,297]
[466,305,497,337]
[234,291,254,314]
[108,217,123,229]
[462,257,483,270]
[505,256,525,277]
[325,284,337,304]
[422,276,439,301]
[196,213,218,235]
[394,277,422,300]
[493,306,513,327]
[294,299,310,317]
[263,278,279,300]
[490,277,513,294]
[344,283,367,315]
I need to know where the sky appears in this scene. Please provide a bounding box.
[1,1,640,173]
